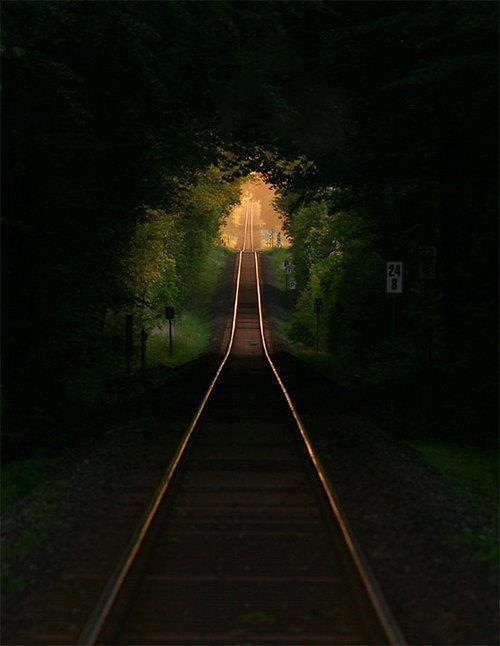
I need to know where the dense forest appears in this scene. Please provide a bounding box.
[2,1,498,457]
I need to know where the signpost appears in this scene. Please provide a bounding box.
[165,306,175,358]
[282,260,297,293]
[386,262,403,294]
[386,262,403,337]
[314,297,323,353]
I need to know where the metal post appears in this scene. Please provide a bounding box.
[389,297,399,417]
[391,297,398,337]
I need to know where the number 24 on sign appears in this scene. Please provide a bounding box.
[386,262,403,293]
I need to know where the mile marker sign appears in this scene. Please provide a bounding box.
[386,262,403,293]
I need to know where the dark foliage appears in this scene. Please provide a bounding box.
[1,1,497,455]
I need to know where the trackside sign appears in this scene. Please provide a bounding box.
[386,262,403,293]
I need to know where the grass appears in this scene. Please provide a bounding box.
[445,529,499,564]
[238,611,276,626]
[2,530,44,593]
[1,457,52,508]
[1,451,68,516]
[199,244,232,298]
[1,457,58,595]
[293,348,342,377]
[146,245,231,368]
[65,245,232,401]
[409,441,498,517]
[409,441,500,565]
[58,245,235,408]
[147,311,211,368]
[4,530,42,558]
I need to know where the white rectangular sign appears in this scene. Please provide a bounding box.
[386,262,403,293]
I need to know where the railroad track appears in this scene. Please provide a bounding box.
[79,201,405,644]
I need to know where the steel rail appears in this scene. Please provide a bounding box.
[78,225,249,644]
[253,250,406,646]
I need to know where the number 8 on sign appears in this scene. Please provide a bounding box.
[386,262,403,293]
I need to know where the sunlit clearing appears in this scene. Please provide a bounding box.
[221,174,289,250]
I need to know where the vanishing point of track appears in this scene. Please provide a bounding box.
[79,201,405,644]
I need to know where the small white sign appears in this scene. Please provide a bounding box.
[289,281,297,290]
[386,262,403,293]
[286,266,293,274]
